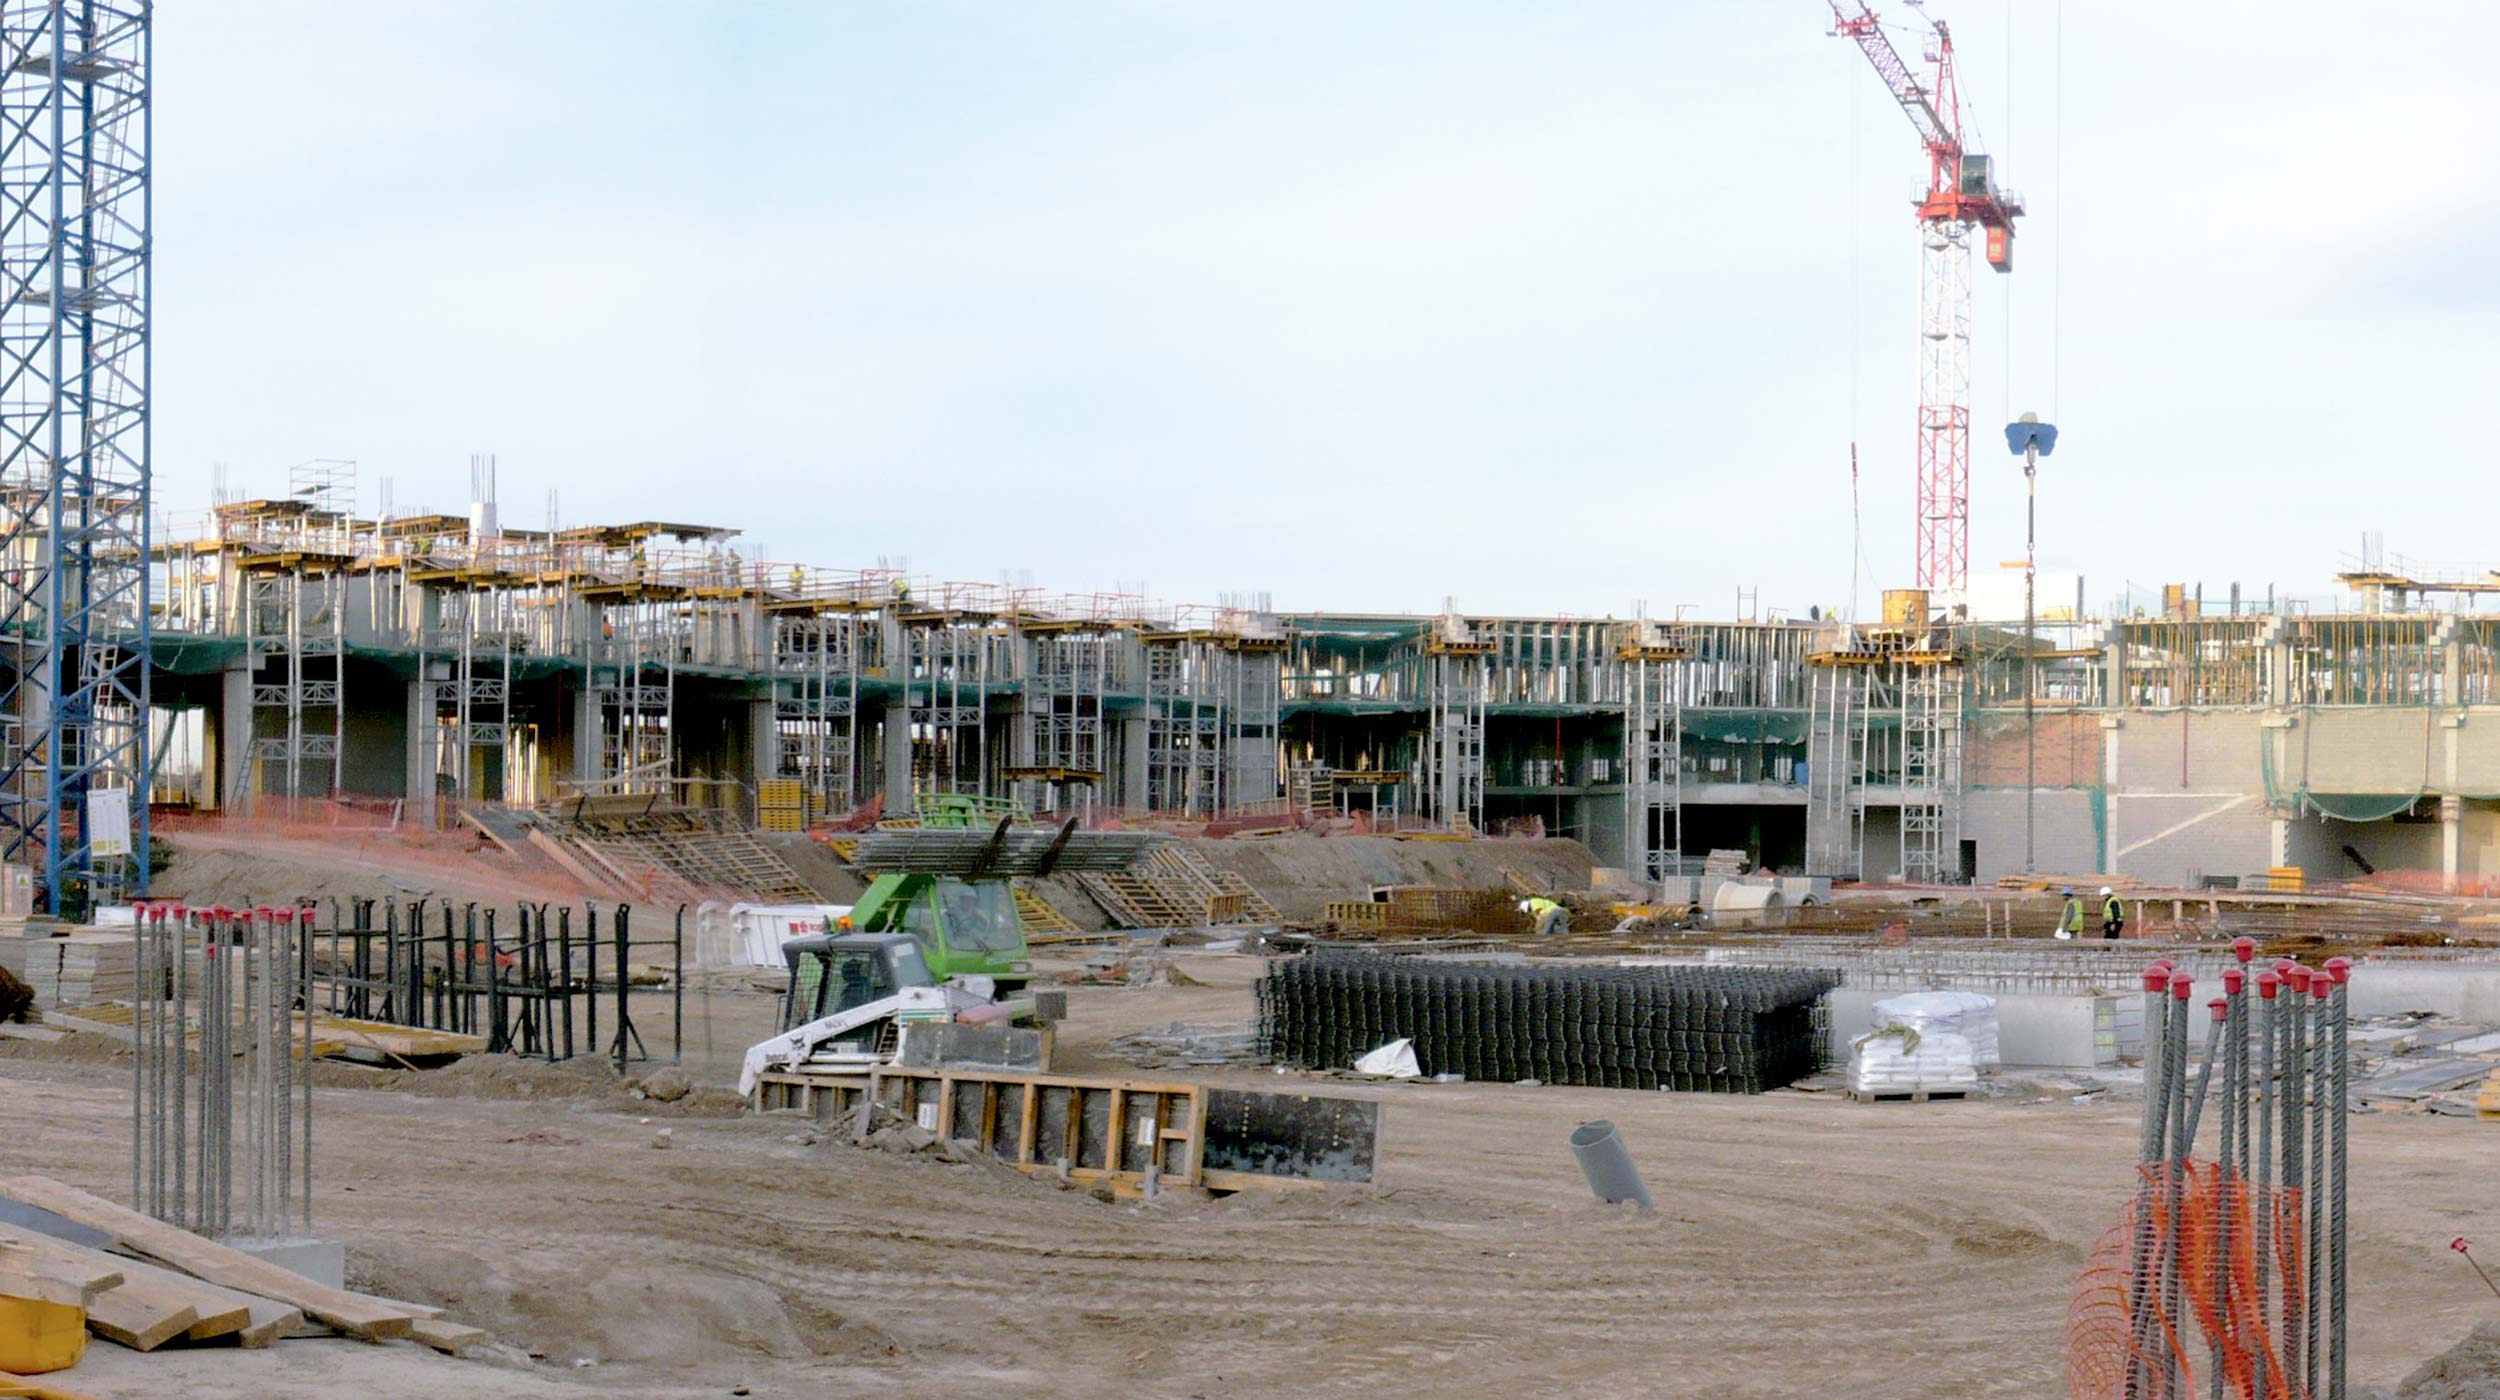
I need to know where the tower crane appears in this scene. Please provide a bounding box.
[1828,1,2022,597]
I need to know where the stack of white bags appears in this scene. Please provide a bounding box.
[1871,990,2001,1067]
[1849,991,2000,1095]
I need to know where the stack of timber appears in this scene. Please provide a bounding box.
[0,1177,489,1364]
[1008,880,1081,937]
[1701,850,1751,878]
[0,931,132,1010]
[1077,847,1281,929]
[545,796,816,902]
[45,1004,488,1065]
[1993,872,2149,894]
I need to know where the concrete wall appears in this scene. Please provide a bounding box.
[1964,788,2100,883]
[1826,987,2123,1068]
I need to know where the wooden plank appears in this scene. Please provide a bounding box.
[407,1317,492,1356]
[1015,1079,1039,1165]
[84,1272,202,1352]
[1104,1088,1125,1177]
[0,1178,412,1340]
[96,1254,264,1343]
[0,1236,121,1307]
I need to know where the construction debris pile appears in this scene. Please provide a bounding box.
[1255,953,1836,1093]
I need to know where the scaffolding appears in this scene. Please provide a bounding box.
[901,602,995,799]
[415,584,514,808]
[242,562,346,804]
[1017,622,1113,816]
[1899,658,1964,884]
[1804,651,1866,879]
[1419,617,1489,832]
[770,596,865,820]
[1144,624,1223,816]
[1618,623,1689,880]
[1218,603,1284,810]
[586,593,676,795]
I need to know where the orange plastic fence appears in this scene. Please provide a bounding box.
[2067,1159,2313,1399]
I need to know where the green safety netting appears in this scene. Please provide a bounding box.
[1678,709,1811,745]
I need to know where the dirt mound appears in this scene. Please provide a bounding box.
[2384,1321,2500,1400]
[375,1053,746,1116]
[357,1238,848,1366]
[1179,834,1601,921]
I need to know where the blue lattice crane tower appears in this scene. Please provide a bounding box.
[0,2,153,911]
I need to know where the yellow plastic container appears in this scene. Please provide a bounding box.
[0,1295,86,1375]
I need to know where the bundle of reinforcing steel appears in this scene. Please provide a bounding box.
[1256,952,1834,1093]
[2065,939,2353,1400]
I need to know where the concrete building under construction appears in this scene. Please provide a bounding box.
[79,477,2500,899]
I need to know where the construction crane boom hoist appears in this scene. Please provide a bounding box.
[1828,1,2022,597]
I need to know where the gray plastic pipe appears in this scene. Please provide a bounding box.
[1569,1120,1653,1211]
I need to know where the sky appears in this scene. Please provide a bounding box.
[159,2,2500,620]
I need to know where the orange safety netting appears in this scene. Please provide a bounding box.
[2067,1159,2315,1399]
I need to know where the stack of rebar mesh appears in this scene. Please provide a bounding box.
[1255,953,1835,1093]
[2066,939,2354,1400]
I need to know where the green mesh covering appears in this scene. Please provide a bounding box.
[1678,709,1811,745]
[2296,791,2424,822]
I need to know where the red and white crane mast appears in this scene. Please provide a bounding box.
[1828,1,2022,597]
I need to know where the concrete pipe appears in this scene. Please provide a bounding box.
[1712,883,1789,928]
[1569,1119,1653,1211]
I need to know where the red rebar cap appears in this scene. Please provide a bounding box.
[2311,976,2333,1000]
[2223,967,2245,994]
[2233,936,2256,963]
[252,905,273,920]
[2143,967,2170,991]
[298,907,316,930]
[167,902,185,917]
[2149,959,2176,975]
[2257,970,2281,998]
[2209,997,2229,1021]
[2285,965,2312,992]
[2274,957,2297,975]
[2170,971,2194,999]
[272,908,296,924]
[211,906,234,920]
[2325,956,2352,985]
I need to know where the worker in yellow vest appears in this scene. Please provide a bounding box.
[2054,888,2084,940]
[2100,887,2125,940]
[1520,896,1567,937]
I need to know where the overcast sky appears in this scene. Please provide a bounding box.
[160,2,2499,620]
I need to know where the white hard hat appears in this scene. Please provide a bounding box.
[1518,900,1532,912]
[2100,886,2113,896]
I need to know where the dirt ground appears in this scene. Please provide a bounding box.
[4,947,2494,1399]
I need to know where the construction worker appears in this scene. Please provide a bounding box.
[890,576,911,608]
[788,564,805,595]
[1520,896,1567,937]
[2055,887,2084,941]
[2100,886,2125,941]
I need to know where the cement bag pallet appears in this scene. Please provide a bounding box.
[1849,1025,1979,1097]
[1868,990,2000,1069]
[1255,951,1835,1094]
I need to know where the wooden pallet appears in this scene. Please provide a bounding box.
[1845,1087,1971,1104]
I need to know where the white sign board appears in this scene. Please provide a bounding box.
[88,789,131,858]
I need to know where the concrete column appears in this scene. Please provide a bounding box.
[2443,793,2464,895]
[882,700,913,815]
[750,699,780,785]
[2100,716,2121,875]
[573,679,601,785]
[1122,715,1150,812]
[220,661,252,814]
[406,679,435,816]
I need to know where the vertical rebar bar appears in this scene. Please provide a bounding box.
[2253,968,2279,1400]
[2282,964,2309,1392]
[2162,973,2192,1399]
[2326,958,2350,1400]
[2305,977,2327,1395]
